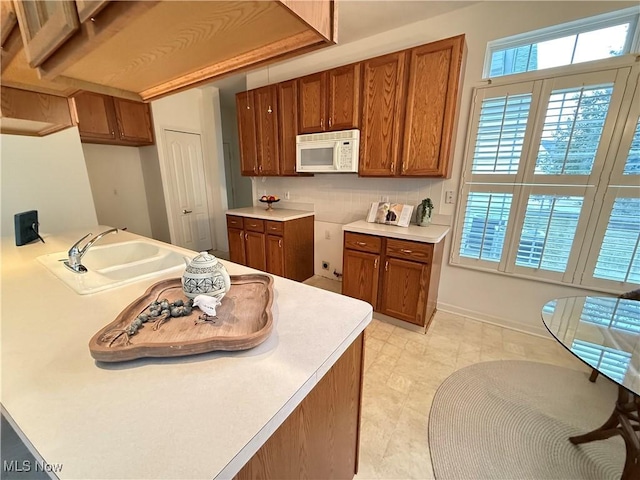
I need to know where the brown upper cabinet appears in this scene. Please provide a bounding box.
[236,90,258,176]
[7,1,336,103]
[254,85,280,176]
[74,91,154,146]
[298,64,360,133]
[277,80,299,176]
[360,35,465,178]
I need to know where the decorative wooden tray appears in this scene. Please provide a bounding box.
[89,274,274,362]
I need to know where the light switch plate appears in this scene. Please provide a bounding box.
[14,210,39,246]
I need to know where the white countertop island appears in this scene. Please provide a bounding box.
[0,228,371,479]
[343,220,450,243]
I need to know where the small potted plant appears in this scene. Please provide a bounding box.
[417,198,434,226]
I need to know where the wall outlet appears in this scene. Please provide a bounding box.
[285,191,290,200]
[322,261,330,270]
[381,195,389,202]
[445,190,455,204]
[325,230,331,240]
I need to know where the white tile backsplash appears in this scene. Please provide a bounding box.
[254,174,449,226]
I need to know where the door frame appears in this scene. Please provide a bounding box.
[158,126,218,251]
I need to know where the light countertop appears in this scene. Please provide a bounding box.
[226,207,314,222]
[0,227,371,479]
[343,220,450,243]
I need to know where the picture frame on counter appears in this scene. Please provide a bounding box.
[366,202,414,228]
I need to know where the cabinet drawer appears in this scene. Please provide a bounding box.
[244,218,265,233]
[344,232,381,253]
[265,221,283,235]
[386,238,432,264]
[227,215,244,229]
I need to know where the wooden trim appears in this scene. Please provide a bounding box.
[42,76,142,101]
[0,26,22,73]
[139,30,325,102]
[14,0,80,68]
[38,1,161,80]
[0,1,17,45]
[277,0,334,42]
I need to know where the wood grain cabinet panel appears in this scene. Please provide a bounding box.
[359,52,406,176]
[379,257,428,326]
[227,227,246,265]
[327,63,360,131]
[277,80,299,176]
[254,85,280,175]
[245,231,266,271]
[74,90,116,141]
[236,333,364,480]
[112,97,154,145]
[401,35,465,178]
[74,91,154,145]
[236,90,258,176]
[226,214,314,282]
[298,72,327,134]
[0,86,75,136]
[13,0,79,68]
[342,249,380,308]
[342,232,444,329]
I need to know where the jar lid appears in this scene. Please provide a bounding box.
[187,251,219,269]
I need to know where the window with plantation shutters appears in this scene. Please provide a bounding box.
[452,59,640,292]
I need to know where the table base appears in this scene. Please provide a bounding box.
[569,385,639,480]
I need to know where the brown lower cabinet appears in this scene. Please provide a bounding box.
[236,333,364,479]
[227,214,314,282]
[342,231,444,329]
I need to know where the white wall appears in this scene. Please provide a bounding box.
[139,145,171,243]
[150,87,229,252]
[245,1,638,335]
[82,144,153,238]
[1,127,98,237]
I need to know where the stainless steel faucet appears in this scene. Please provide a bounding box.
[64,228,119,274]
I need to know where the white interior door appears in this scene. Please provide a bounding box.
[164,130,213,251]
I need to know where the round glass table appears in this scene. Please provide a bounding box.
[542,296,639,480]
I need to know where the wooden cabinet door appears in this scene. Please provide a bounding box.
[1,1,18,45]
[327,64,360,131]
[298,72,327,134]
[74,91,117,142]
[236,90,258,176]
[228,228,246,265]
[74,0,109,23]
[113,98,154,144]
[14,0,79,68]
[359,52,406,176]
[278,80,299,176]
[266,235,285,277]
[254,85,280,175]
[379,257,429,326]
[401,35,465,177]
[245,231,266,271]
[342,249,380,308]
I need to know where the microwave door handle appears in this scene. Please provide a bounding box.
[333,143,340,170]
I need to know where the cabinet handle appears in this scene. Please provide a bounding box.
[400,249,413,254]
[90,17,96,22]
[258,165,263,173]
[385,261,389,272]
[321,118,324,130]
[328,117,332,128]
[182,209,193,214]
[356,241,367,246]
[245,233,248,240]
[249,223,257,227]
[239,231,243,239]
[390,162,395,172]
[278,239,282,248]
[374,258,378,269]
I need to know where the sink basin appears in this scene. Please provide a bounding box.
[37,240,186,295]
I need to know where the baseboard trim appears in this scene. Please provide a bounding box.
[437,302,550,339]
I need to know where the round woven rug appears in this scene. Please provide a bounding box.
[428,360,624,479]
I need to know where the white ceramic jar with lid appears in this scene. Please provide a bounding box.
[182,252,231,300]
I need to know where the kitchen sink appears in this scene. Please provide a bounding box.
[37,240,186,295]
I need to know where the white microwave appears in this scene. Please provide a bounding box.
[296,129,359,173]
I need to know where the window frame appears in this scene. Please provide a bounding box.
[483,7,640,79]
[451,57,640,295]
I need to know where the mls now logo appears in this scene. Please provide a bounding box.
[3,460,63,473]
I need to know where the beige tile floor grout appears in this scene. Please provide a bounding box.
[303,275,591,479]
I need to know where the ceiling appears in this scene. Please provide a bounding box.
[338,1,478,43]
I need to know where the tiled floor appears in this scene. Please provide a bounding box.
[303,275,590,479]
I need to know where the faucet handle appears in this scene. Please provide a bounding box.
[69,232,92,254]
